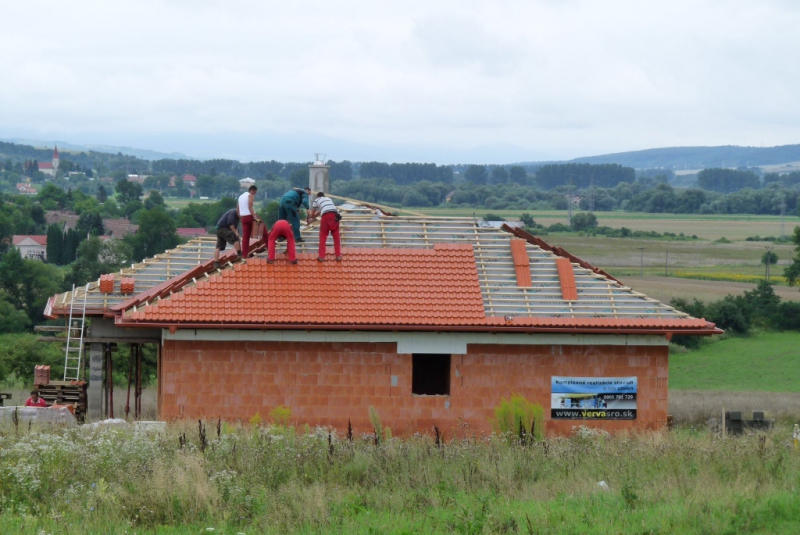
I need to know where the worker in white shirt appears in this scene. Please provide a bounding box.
[236,185,262,258]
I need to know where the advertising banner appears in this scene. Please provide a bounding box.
[551,376,637,420]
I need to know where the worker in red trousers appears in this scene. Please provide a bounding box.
[236,185,262,258]
[25,390,47,407]
[267,219,297,264]
[307,191,342,262]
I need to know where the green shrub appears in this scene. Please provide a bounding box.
[269,405,292,427]
[492,394,545,441]
[368,405,384,442]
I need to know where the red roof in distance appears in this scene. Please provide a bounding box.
[176,228,208,237]
[13,235,47,246]
[38,162,54,169]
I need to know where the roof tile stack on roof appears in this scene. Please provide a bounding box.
[510,239,532,287]
[555,258,578,301]
[99,274,115,294]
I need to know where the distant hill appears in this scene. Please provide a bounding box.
[566,145,800,169]
[0,138,188,161]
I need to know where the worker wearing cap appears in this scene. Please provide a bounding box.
[25,391,47,407]
[307,191,342,262]
[267,219,297,264]
[279,187,310,242]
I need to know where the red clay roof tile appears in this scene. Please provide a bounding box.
[119,246,716,333]
[126,247,486,326]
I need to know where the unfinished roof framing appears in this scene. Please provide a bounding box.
[47,200,716,333]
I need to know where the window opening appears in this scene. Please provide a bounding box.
[412,354,451,395]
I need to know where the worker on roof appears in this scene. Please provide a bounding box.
[213,208,242,269]
[267,219,297,264]
[237,185,262,258]
[307,191,342,262]
[25,390,47,408]
[279,187,311,242]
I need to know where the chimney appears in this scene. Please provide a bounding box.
[309,153,330,194]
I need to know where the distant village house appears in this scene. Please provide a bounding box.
[16,182,38,195]
[13,235,47,261]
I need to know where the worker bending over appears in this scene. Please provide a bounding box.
[307,191,342,262]
[279,187,311,242]
[267,219,297,264]
[214,208,242,269]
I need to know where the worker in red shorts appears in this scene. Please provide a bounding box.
[25,390,47,407]
[267,219,297,264]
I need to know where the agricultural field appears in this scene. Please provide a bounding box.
[623,276,800,303]
[669,332,800,426]
[1,422,799,534]
[670,332,800,392]
[419,208,794,242]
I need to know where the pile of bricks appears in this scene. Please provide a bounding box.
[99,274,115,293]
[34,365,50,385]
[120,277,135,294]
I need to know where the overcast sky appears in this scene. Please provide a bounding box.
[2,0,799,163]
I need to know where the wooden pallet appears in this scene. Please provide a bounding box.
[34,382,88,421]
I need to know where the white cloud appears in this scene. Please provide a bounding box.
[1,0,799,162]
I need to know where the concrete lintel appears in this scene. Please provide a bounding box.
[163,329,668,351]
[89,317,161,341]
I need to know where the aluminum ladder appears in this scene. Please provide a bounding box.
[63,283,89,381]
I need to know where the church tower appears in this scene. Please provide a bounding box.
[52,145,60,172]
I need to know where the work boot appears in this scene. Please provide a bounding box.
[317,257,324,262]
[213,261,220,270]
[267,259,274,264]
[290,259,298,264]
[335,256,342,261]
[296,237,305,243]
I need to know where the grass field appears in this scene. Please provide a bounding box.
[1,422,799,534]
[670,332,800,392]
[163,197,217,209]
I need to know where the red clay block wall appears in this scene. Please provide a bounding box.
[160,339,669,436]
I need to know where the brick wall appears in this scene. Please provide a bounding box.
[160,339,669,436]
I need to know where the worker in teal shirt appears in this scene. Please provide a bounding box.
[279,187,311,241]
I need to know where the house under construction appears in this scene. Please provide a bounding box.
[45,171,721,435]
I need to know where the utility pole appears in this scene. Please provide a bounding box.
[780,195,786,239]
[637,247,645,277]
[765,246,773,281]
